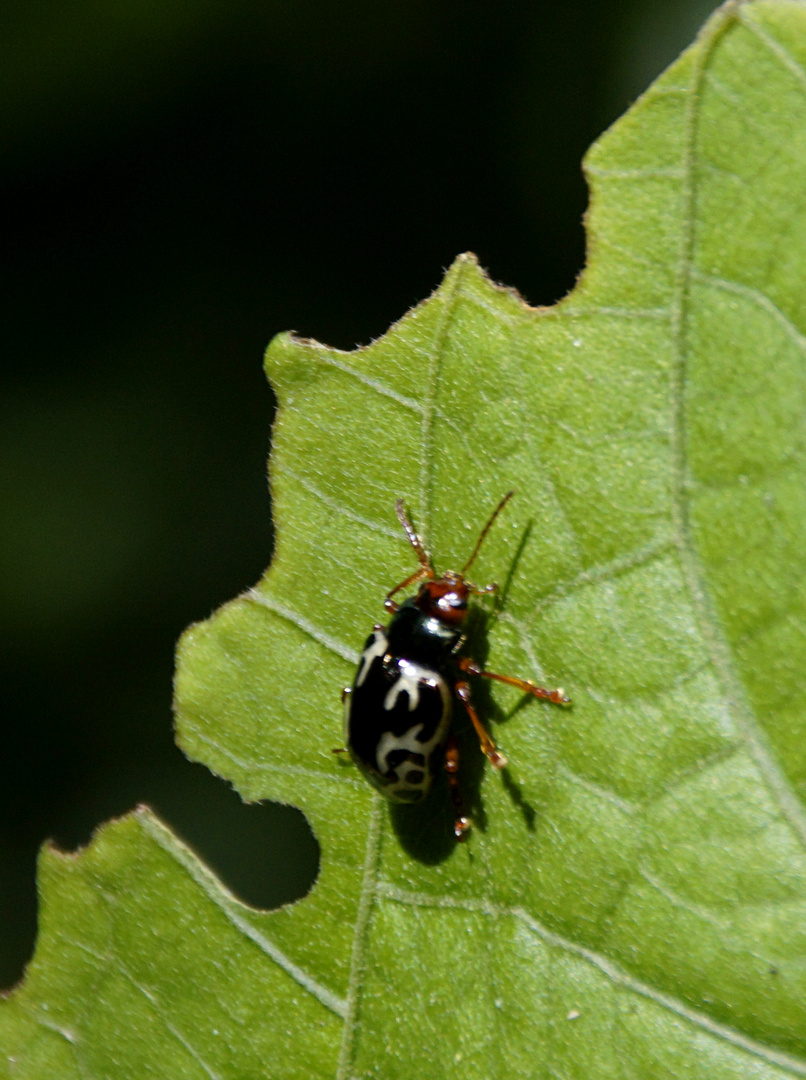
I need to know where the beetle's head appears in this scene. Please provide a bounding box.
[414,572,472,625]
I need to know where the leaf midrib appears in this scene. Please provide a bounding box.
[672,3,806,853]
[327,9,806,1073]
[327,13,806,1072]
[334,261,470,1080]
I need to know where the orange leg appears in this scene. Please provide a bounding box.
[385,565,433,612]
[444,733,471,839]
[469,582,498,597]
[457,657,570,705]
[455,680,508,770]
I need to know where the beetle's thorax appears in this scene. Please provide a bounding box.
[386,591,465,664]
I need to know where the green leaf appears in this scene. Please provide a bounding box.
[5,2,806,1077]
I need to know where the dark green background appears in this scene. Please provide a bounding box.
[0,0,714,988]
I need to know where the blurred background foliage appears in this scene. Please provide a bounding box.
[1,0,715,989]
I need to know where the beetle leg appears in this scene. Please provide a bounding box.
[444,733,471,839]
[455,680,508,769]
[458,657,570,705]
[385,565,433,611]
[470,581,498,596]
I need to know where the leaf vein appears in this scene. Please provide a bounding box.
[276,466,404,538]
[558,305,672,320]
[523,533,675,619]
[457,288,523,325]
[311,353,424,412]
[374,883,806,1076]
[418,257,465,535]
[116,962,225,1079]
[704,70,806,163]
[637,867,726,927]
[336,796,384,1080]
[555,762,638,814]
[245,590,359,664]
[690,268,806,354]
[672,4,806,854]
[142,814,349,1020]
[183,728,365,787]
[739,6,806,93]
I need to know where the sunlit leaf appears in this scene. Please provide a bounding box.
[4,3,806,1077]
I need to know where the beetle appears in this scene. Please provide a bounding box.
[342,491,570,837]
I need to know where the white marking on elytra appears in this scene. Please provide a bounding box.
[376,724,428,775]
[356,628,388,687]
[383,658,431,712]
[375,668,453,795]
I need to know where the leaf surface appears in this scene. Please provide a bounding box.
[5,3,806,1078]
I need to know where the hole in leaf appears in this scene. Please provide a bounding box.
[147,754,321,912]
[0,705,320,991]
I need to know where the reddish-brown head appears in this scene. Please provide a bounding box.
[414,572,471,625]
[386,491,515,618]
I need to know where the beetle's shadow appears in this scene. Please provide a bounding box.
[494,518,532,614]
[389,698,488,864]
[390,521,538,861]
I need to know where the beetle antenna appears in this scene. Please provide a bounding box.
[395,498,432,571]
[461,490,514,575]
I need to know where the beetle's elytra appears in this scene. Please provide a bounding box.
[341,492,570,838]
